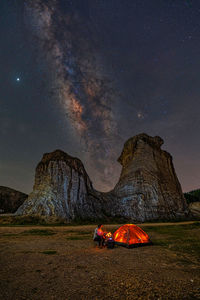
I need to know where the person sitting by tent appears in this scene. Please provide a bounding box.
[104,232,115,249]
[93,224,104,247]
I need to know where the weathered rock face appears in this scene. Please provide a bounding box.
[0,186,27,213]
[16,150,103,220]
[16,134,188,221]
[103,133,188,221]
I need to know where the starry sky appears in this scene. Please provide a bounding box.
[0,0,200,194]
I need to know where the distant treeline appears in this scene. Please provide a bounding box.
[184,189,200,204]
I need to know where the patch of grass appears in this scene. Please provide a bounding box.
[177,258,194,266]
[0,215,47,225]
[31,287,38,294]
[64,230,91,235]
[64,230,77,233]
[0,229,55,237]
[170,240,200,256]
[76,265,86,269]
[146,223,200,259]
[144,222,200,235]
[0,215,68,226]
[76,231,91,235]
[65,230,91,240]
[21,229,55,236]
[153,239,169,247]
[42,250,57,255]
[66,235,89,240]
[1,233,18,237]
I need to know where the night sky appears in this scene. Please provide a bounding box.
[1,0,200,194]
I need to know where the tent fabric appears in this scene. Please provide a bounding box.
[113,224,151,248]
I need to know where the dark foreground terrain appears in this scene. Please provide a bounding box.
[0,222,200,300]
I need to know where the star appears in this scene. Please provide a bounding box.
[16,77,20,82]
[137,112,144,119]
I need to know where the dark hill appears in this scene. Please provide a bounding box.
[0,186,28,213]
[184,189,200,204]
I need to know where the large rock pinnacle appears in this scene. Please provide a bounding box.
[107,133,188,221]
[16,150,103,220]
[16,134,188,221]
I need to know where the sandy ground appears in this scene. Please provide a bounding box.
[0,223,200,300]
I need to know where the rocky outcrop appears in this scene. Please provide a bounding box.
[103,133,188,221]
[189,202,200,218]
[0,186,27,213]
[16,134,188,221]
[16,150,104,220]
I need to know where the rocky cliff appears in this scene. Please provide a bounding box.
[16,150,104,220]
[0,186,27,213]
[16,134,188,221]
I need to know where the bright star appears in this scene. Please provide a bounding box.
[16,77,20,82]
[137,112,144,119]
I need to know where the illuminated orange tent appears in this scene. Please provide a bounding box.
[113,224,152,248]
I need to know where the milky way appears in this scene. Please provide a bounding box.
[1,0,200,193]
[24,0,122,191]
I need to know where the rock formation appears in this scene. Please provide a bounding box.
[16,150,104,220]
[0,186,27,213]
[16,133,188,221]
[102,134,188,221]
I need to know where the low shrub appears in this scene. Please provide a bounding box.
[21,229,55,236]
[41,250,57,255]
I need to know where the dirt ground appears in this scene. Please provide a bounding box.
[0,223,200,300]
